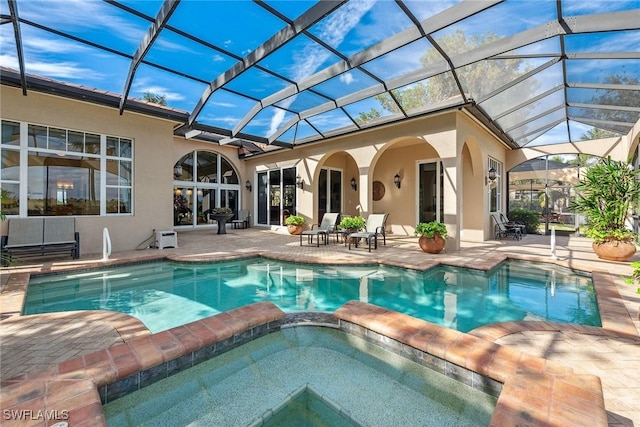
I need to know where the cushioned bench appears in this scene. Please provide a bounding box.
[1,217,80,265]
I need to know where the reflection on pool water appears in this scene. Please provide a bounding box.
[103,326,498,426]
[25,258,600,333]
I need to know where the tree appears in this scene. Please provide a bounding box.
[355,30,537,126]
[580,128,618,141]
[579,73,639,139]
[142,92,167,106]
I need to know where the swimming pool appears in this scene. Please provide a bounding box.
[25,258,601,333]
[103,326,497,426]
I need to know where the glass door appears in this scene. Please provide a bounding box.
[269,170,281,225]
[418,161,443,223]
[317,168,342,220]
[256,168,297,226]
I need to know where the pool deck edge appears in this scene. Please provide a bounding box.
[1,301,610,427]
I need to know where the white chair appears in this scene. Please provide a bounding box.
[300,213,339,247]
[347,213,389,252]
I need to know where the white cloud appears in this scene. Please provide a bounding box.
[17,0,146,46]
[29,61,104,80]
[22,32,91,55]
[0,54,19,70]
[268,108,286,136]
[268,1,376,136]
[211,101,236,108]
[212,54,225,62]
[339,72,355,85]
[132,78,185,101]
[201,115,240,126]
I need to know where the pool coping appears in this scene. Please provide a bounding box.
[0,253,635,426]
[0,301,609,427]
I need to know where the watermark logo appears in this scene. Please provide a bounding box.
[2,409,69,421]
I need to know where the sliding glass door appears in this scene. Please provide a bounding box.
[418,161,443,223]
[317,168,341,219]
[256,167,296,226]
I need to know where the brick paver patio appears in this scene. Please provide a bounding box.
[1,227,638,425]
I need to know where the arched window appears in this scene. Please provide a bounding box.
[173,151,240,227]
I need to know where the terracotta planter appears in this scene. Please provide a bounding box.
[287,224,303,235]
[592,240,636,261]
[418,234,446,254]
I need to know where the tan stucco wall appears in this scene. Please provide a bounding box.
[244,113,462,233]
[456,112,509,241]
[244,110,510,247]
[1,86,177,254]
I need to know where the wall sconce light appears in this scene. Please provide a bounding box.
[173,165,182,178]
[350,177,357,191]
[296,175,304,189]
[245,180,252,192]
[486,167,497,185]
[393,173,401,189]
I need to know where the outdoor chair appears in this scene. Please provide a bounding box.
[499,212,526,236]
[491,213,522,240]
[300,213,339,247]
[348,213,389,252]
[231,209,250,229]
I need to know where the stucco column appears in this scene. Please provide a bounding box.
[441,156,459,251]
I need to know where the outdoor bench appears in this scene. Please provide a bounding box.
[1,217,80,265]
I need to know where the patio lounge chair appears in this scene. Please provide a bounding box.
[348,213,389,252]
[300,212,339,247]
[499,212,526,236]
[231,209,250,229]
[491,213,522,240]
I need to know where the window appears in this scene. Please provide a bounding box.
[0,119,133,216]
[173,151,241,227]
[106,136,133,214]
[1,121,20,215]
[488,157,502,212]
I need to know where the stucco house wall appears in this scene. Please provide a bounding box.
[1,86,177,254]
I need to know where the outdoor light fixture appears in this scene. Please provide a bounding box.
[245,180,252,192]
[350,177,357,191]
[394,173,401,189]
[487,167,497,185]
[296,175,304,189]
[173,165,182,178]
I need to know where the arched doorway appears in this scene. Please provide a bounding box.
[173,151,241,228]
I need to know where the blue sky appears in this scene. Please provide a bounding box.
[0,0,638,146]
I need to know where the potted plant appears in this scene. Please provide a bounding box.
[211,206,233,216]
[284,214,305,235]
[339,216,366,244]
[570,157,640,261]
[339,216,366,233]
[415,221,448,254]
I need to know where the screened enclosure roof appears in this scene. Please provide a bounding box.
[1,0,639,156]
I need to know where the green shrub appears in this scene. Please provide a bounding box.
[415,221,448,238]
[339,216,366,230]
[625,261,640,295]
[569,157,640,243]
[508,209,540,234]
[284,215,305,226]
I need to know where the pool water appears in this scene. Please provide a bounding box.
[103,327,497,426]
[25,258,600,333]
